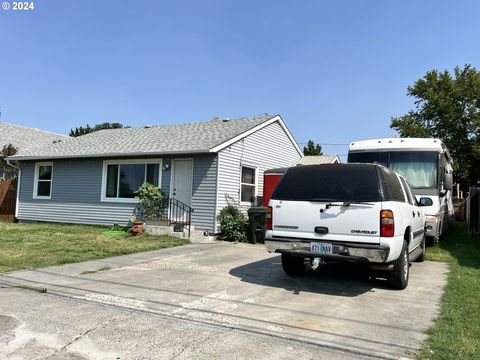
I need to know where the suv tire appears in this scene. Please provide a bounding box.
[281,254,306,276]
[388,240,409,289]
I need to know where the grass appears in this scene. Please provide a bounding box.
[0,222,189,273]
[418,222,480,360]
[14,284,47,293]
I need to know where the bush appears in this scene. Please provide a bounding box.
[137,182,166,220]
[217,205,247,242]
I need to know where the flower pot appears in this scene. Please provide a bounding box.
[132,221,144,236]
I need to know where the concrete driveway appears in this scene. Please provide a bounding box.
[0,242,448,360]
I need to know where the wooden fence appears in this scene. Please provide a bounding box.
[466,187,480,235]
[0,179,17,222]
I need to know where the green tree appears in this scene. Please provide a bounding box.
[69,122,124,137]
[390,65,480,188]
[303,140,323,156]
[0,144,18,179]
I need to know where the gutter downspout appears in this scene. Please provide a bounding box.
[6,159,19,170]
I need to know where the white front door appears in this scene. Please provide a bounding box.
[172,159,193,206]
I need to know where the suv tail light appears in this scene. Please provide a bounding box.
[380,210,394,237]
[266,206,272,230]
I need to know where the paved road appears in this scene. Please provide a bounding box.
[0,242,448,360]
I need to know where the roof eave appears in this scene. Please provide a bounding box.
[7,149,212,161]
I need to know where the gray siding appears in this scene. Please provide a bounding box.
[17,156,218,231]
[161,167,171,196]
[191,155,218,233]
[18,159,166,226]
[216,121,301,231]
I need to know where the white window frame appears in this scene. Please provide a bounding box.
[101,159,163,203]
[239,164,258,205]
[33,161,53,199]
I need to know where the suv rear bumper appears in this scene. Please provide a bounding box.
[265,238,390,263]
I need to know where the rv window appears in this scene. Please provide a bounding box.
[348,152,388,166]
[389,151,437,189]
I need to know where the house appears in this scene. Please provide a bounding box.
[0,122,65,179]
[9,114,303,233]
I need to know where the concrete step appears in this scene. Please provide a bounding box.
[145,224,216,244]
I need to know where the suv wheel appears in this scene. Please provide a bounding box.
[415,236,426,262]
[388,240,409,289]
[281,254,306,276]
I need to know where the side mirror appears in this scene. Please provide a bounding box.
[419,197,433,207]
[444,173,453,190]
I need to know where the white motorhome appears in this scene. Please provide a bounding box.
[348,138,453,243]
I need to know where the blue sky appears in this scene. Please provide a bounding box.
[1,0,479,157]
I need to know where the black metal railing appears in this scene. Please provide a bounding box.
[142,197,193,237]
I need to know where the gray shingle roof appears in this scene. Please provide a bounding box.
[0,122,65,153]
[296,155,340,165]
[11,114,275,160]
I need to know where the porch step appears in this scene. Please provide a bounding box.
[144,224,216,244]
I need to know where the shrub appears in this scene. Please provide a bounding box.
[138,182,163,200]
[217,205,247,242]
[137,182,166,220]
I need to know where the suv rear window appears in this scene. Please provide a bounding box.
[272,165,380,202]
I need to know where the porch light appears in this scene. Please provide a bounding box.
[163,159,171,170]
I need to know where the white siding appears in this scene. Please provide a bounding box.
[216,121,301,231]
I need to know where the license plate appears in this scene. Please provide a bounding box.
[310,242,333,254]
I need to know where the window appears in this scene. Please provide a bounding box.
[34,162,53,199]
[400,178,414,205]
[102,160,162,202]
[389,151,438,189]
[348,151,389,167]
[272,165,381,202]
[381,168,406,203]
[240,166,256,203]
[349,150,438,189]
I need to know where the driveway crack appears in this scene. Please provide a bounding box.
[169,326,235,360]
[43,315,125,359]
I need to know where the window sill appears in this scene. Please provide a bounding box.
[33,196,52,200]
[240,201,255,206]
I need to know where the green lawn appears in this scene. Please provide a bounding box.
[0,222,189,273]
[418,222,480,360]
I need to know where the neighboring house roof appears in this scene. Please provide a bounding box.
[0,122,65,153]
[296,155,341,165]
[9,114,303,160]
[264,155,341,175]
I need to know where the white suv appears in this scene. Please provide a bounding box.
[265,163,427,289]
